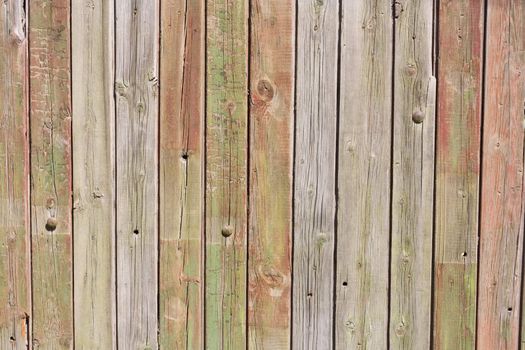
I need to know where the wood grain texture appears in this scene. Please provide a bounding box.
[335,1,392,348]
[205,0,248,348]
[0,0,30,348]
[293,0,338,349]
[159,0,204,348]
[29,0,73,347]
[390,0,435,348]
[248,1,294,348]
[115,0,159,348]
[478,1,525,349]
[72,0,115,349]
[433,1,483,349]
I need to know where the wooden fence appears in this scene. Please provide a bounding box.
[1,0,524,349]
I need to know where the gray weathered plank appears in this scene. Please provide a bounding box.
[293,0,339,349]
[335,1,392,348]
[0,0,30,348]
[115,0,159,348]
[72,0,115,348]
[390,0,435,348]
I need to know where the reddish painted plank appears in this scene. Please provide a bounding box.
[0,0,31,348]
[248,1,294,348]
[29,0,73,348]
[478,1,525,349]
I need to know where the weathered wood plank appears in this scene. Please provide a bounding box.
[390,1,435,348]
[0,0,30,348]
[159,0,204,348]
[293,0,338,349]
[72,0,115,348]
[115,0,159,348]
[478,1,525,348]
[205,0,248,348]
[29,0,73,347]
[248,1,294,348]
[433,1,483,349]
[335,1,392,348]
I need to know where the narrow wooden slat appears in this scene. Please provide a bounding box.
[390,1,435,348]
[293,0,338,349]
[115,0,159,348]
[29,0,73,347]
[478,1,525,348]
[72,0,115,348]
[248,1,294,348]
[159,0,204,348]
[433,1,483,348]
[335,1,392,348]
[0,0,30,348]
[205,0,248,348]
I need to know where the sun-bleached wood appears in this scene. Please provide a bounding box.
[248,1,294,349]
[336,1,392,348]
[390,1,435,348]
[433,1,483,348]
[0,0,30,348]
[479,1,525,349]
[72,0,116,348]
[115,0,159,348]
[293,0,339,349]
[159,0,204,348]
[29,0,73,347]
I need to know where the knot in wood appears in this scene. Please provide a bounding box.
[257,79,274,102]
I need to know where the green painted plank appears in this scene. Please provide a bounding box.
[159,0,204,348]
[0,0,30,348]
[29,0,73,347]
[205,0,248,348]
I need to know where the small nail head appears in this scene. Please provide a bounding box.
[221,225,233,238]
[412,110,425,124]
[45,217,58,231]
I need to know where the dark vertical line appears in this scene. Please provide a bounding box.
[429,0,439,348]
[245,0,251,348]
[475,0,488,348]
[113,0,118,347]
[388,1,396,349]
[331,0,342,349]
[156,0,162,347]
[290,0,298,348]
[203,0,208,347]
[69,0,75,347]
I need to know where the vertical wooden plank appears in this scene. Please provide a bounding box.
[390,1,435,348]
[72,0,115,348]
[159,0,204,348]
[29,0,73,347]
[205,0,248,348]
[248,1,294,348]
[293,0,338,349]
[0,0,30,348]
[335,1,392,348]
[115,0,159,348]
[478,1,525,348]
[433,1,483,349]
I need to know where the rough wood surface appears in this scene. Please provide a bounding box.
[293,0,339,349]
[29,0,73,347]
[433,1,483,349]
[478,1,525,349]
[248,1,294,349]
[71,0,115,349]
[0,0,30,348]
[159,0,204,348]
[115,0,159,348]
[205,0,248,348]
[335,1,392,348]
[390,1,435,348]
